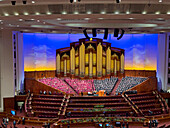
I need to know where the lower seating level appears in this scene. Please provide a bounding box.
[25,91,169,119]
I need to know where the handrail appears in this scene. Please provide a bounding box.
[124,93,144,116]
[24,93,29,113]
[154,91,169,114]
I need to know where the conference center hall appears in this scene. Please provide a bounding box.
[0,0,170,128]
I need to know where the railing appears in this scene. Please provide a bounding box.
[123,93,144,116]
[154,91,169,114]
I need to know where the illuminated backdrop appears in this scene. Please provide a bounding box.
[23,33,158,71]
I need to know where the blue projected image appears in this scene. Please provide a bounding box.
[23,33,158,71]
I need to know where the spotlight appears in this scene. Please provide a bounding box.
[116,0,120,3]
[83,29,90,39]
[70,0,73,3]
[114,28,119,37]
[117,29,125,40]
[92,28,97,37]
[22,0,27,4]
[11,1,16,5]
[104,28,108,40]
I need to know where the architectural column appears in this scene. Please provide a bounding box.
[0,29,15,111]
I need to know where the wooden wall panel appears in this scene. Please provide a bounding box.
[25,70,56,79]
[3,97,15,112]
[25,70,156,80]
[124,70,156,77]
[25,78,67,95]
[127,77,157,93]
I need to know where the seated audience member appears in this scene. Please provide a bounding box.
[47,122,50,128]
[6,117,9,124]
[49,91,52,95]
[2,118,5,123]
[40,90,42,94]
[20,106,22,113]
[43,91,47,95]
[13,120,16,128]
[22,117,25,125]
[126,122,129,128]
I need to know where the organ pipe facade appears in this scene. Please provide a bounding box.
[56,38,124,79]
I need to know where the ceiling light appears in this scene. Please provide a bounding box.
[155,11,160,14]
[19,19,23,21]
[115,11,119,14]
[98,18,104,19]
[126,11,130,14]
[167,12,170,14]
[4,13,9,16]
[62,11,67,14]
[46,12,51,15]
[129,18,134,20]
[24,12,29,15]
[84,18,90,20]
[32,0,35,3]
[31,19,35,20]
[11,1,16,5]
[74,11,79,14]
[159,0,162,2]
[14,12,19,16]
[101,11,106,14]
[87,11,92,14]
[35,12,40,15]
[57,18,62,20]
[142,11,147,14]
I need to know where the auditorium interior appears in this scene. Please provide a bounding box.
[0,0,170,128]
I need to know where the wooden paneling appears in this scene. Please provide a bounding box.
[15,95,27,102]
[160,93,170,99]
[124,70,156,77]
[25,70,156,80]
[128,77,157,93]
[25,78,66,95]
[25,70,56,79]
[3,97,15,112]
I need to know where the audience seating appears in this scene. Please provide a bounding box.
[116,76,147,94]
[64,78,94,93]
[38,77,75,94]
[94,77,118,93]
[29,94,64,118]
[127,92,164,116]
[66,95,134,118]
